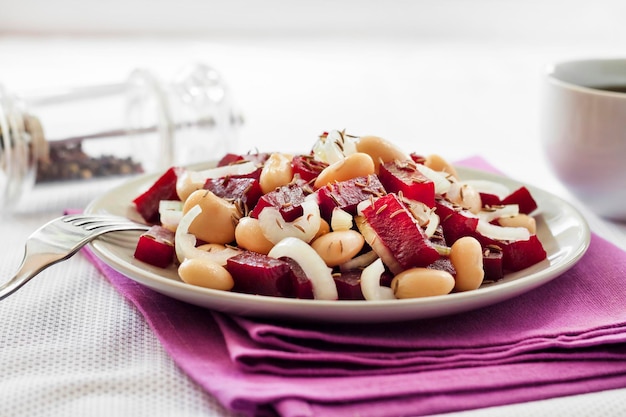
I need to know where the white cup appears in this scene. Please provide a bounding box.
[542,58,626,221]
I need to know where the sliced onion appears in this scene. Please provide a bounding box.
[360,258,396,301]
[312,129,358,164]
[477,204,519,223]
[424,212,440,238]
[159,200,184,232]
[193,160,257,181]
[462,179,510,199]
[356,198,374,216]
[433,244,451,256]
[175,205,241,265]
[402,198,440,238]
[268,237,338,300]
[258,199,321,244]
[414,163,452,194]
[476,219,530,242]
[330,207,353,231]
[339,250,379,272]
[402,198,429,225]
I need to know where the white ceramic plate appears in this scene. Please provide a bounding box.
[85,165,590,323]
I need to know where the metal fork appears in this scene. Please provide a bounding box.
[1,214,151,301]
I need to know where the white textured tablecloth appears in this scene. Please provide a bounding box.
[2,8,626,415]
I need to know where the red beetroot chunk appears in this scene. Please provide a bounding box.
[435,198,479,245]
[133,225,175,268]
[362,193,440,272]
[501,186,538,215]
[479,192,502,207]
[473,233,547,273]
[333,270,365,300]
[500,235,547,272]
[204,176,263,215]
[427,257,456,277]
[226,251,294,297]
[217,153,244,167]
[248,182,309,222]
[316,174,386,221]
[378,160,436,208]
[482,245,504,281]
[279,257,314,299]
[218,152,270,168]
[133,167,181,223]
[291,154,328,183]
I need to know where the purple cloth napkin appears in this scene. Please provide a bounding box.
[81,157,626,417]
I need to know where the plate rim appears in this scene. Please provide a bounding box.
[85,164,591,323]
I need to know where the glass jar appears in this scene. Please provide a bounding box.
[0,62,242,212]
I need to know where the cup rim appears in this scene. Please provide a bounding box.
[546,57,626,97]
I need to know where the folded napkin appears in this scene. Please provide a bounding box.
[81,157,626,417]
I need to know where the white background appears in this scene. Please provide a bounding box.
[2,0,626,200]
[1,0,625,42]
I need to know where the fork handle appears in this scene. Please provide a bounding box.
[0,252,74,301]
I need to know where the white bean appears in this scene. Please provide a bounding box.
[234,217,274,255]
[178,258,234,291]
[259,153,293,194]
[446,182,482,214]
[391,268,455,298]
[183,190,239,244]
[355,135,410,173]
[498,214,537,235]
[424,154,459,179]
[311,230,365,267]
[313,152,375,189]
[450,236,484,292]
